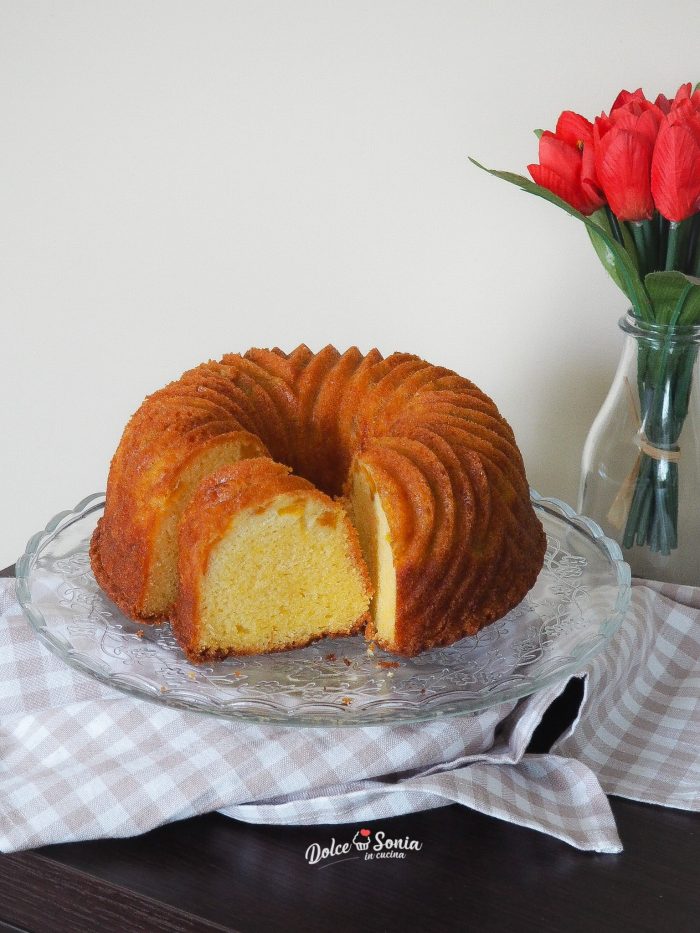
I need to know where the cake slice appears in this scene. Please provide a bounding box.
[172,458,372,661]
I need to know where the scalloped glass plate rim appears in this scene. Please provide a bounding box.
[15,490,631,727]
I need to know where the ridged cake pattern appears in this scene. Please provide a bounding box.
[91,345,546,655]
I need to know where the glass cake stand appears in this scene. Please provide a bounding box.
[15,491,630,727]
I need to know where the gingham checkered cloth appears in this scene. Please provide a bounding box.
[1,577,697,855]
[554,579,700,810]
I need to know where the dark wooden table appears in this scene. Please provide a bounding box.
[1,563,698,933]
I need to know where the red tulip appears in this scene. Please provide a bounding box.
[654,93,673,115]
[593,95,664,221]
[528,111,605,215]
[651,102,700,222]
[610,88,648,112]
[647,83,699,116]
[670,82,700,112]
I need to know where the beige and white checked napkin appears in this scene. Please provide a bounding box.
[554,579,700,810]
[1,576,698,855]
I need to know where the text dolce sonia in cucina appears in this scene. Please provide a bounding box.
[305,832,423,865]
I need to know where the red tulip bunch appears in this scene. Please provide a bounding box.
[528,84,700,226]
[472,81,700,320]
[472,83,700,559]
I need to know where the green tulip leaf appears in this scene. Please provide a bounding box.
[586,209,639,296]
[533,128,544,139]
[644,271,700,326]
[469,158,653,321]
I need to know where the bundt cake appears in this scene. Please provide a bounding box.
[90,345,546,660]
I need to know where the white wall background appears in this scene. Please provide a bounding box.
[1,0,698,568]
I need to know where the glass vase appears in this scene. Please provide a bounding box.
[579,312,700,585]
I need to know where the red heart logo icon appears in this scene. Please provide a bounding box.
[360,828,371,837]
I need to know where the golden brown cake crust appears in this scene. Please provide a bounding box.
[94,424,267,622]
[91,345,547,657]
[89,516,168,623]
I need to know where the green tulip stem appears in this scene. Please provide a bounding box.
[641,219,657,273]
[658,215,669,268]
[666,222,681,271]
[605,206,625,246]
[686,214,700,274]
[630,222,647,275]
